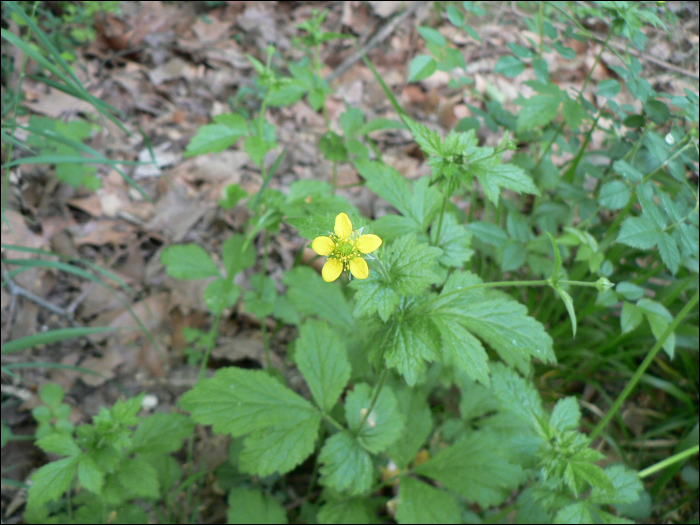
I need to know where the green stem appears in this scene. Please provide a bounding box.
[638,445,699,479]
[199,311,223,383]
[322,412,345,432]
[434,194,449,244]
[356,368,389,436]
[589,291,699,441]
[261,230,272,369]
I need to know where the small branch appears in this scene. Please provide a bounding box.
[2,268,77,327]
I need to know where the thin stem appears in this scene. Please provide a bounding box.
[261,230,272,369]
[356,368,389,436]
[198,311,223,383]
[589,291,699,441]
[434,194,449,243]
[638,445,699,479]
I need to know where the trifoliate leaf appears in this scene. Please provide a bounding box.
[294,320,351,413]
[396,477,461,524]
[345,383,405,453]
[318,431,374,495]
[161,244,220,280]
[227,487,287,524]
[564,449,615,496]
[368,300,442,386]
[414,429,525,506]
[179,368,320,476]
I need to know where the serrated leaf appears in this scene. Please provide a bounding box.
[431,212,473,267]
[516,95,560,132]
[351,270,400,322]
[396,477,461,524]
[555,502,594,524]
[431,312,490,386]
[564,452,614,496]
[616,217,659,250]
[219,183,248,210]
[637,299,675,358]
[563,98,586,129]
[36,432,81,456]
[369,302,441,386]
[353,160,413,220]
[386,387,433,469]
[131,412,194,454]
[590,465,644,506]
[245,135,275,167]
[179,368,320,476]
[466,221,509,247]
[161,244,220,280]
[27,456,78,508]
[317,499,375,524]
[227,487,287,524]
[244,274,276,319]
[490,362,545,423]
[472,158,540,204]
[612,159,644,182]
[598,79,621,98]
[414,429,525,506]
[318,431,374,495]
[77,454,104,494]
[656,232,680,274]
[118,456,160,499]
[183,124,247,157]
[554,285,577,336]
[404,119,443,157]
[204,278,241,314]
[345,383,405,453]
[549,397,581,432]
[599,180,630,210]
[494,55,525,77]
[295,320,351,413]
[385,233,443,296]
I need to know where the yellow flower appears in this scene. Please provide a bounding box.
[311,213,382,282]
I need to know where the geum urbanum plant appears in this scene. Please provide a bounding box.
[179,114,643,521]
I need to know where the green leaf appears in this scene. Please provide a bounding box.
[179,368,320,476]
[318,131,348,162]
[294,320,351,413]
[77,454,104,494]
[615,282,645,301]
[283,267,356,335]
[432,272,555,373]
[386,386,433,469]
[183,124,247,158]
[637,299,675,358]
[131,412,194,454]
[590,465,644,505]
[599,180,630,210]
[554,285,577,336]
[222,234,256,278]
[597,79,621,98]
[656,232,680,274]
[219,183,248,210]
[431,212,473,267]
[39,382,65,408]
[27,456,78,509]
[244,274,277,319]
[368,301,441,386]
[549,397,581,432]
[318,431,374,495]
[431,313,490,386]
[318,499,375,524]
[516,95,560,132]
[466,221,509,247]
[565,450,615,496]
[351,269,401,322]
[562,98,586,129]
[612,159,644,182]
[616,217,659,250]
[490,362,545,423]
[417,26,446,46]
[354,160,412,220]
[204,278,241,314]
[345,383,405,453]
[408,55,437,82]
[227,487,287,524]
[117,456,160,499]
[396,477,461,524]
[555,502,594,524]
[161,244,220,280]
[384,233,443,296]
[245,135,275,167]
[472,158,540,205]
[36,433,81,456]
[414,429,525,506]
[494,55,525,77]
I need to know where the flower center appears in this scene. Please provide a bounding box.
[329,233,361,269]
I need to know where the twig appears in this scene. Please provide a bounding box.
[2,268,78,327]
[325,1,428,84]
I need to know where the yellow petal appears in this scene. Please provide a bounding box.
[349,257,369,279]
[312,236,335,256]
[334,213,353,239]
[322,259,343,282]
[357,234,382,254]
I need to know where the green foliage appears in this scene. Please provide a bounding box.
[25,385,193,522]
